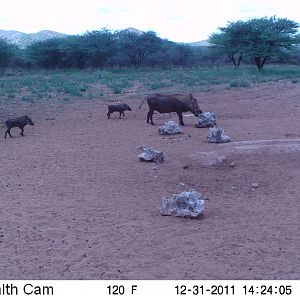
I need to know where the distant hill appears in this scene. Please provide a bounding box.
[123,27,144,35]
[0,28,210,48]
[0,30,68,48]
[124,28,210,46]
[186,40,210,47]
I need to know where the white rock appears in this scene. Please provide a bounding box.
[196,112,217,128]
[160,190,205,218]
[158,121,182,135]
[229,161,237,167]
[207,127,230,143]
[138,146,164,163]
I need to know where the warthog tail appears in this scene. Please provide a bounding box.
[138,96,148,109]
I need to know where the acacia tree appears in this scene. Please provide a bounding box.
[0,38,16,66]
[26,29,116,69]
[209,21,247,67]
[117,30,162,68]
[26,39,63,68]
[81,29,117,69]
[209,16,299,70]
[58,36,89,69]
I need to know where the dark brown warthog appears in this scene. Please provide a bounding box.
[139,93,202,125]
[4,115,34,138]
[107,103,132,119]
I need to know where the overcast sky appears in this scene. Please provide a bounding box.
[1,0,299,42]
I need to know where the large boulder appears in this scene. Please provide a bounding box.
[160,190,205,218]
[196,112,217,128]
[207,127,230,143]
[158,121,182,135]
[138,146,164,163]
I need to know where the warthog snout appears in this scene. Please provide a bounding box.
[194,108,203,117]
[27,119,34,125]
[190,99,202,117]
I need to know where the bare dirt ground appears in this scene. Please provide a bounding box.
[0,80,299,279]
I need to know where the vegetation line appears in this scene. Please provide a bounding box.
[0,65,299,104]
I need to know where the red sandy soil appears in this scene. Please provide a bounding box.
[0,80,299,279]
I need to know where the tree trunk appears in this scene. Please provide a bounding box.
[229,53,242,67]
[261,56,268,69]
[254,56,268,71]
[237,55,242,66]
[229,54,237,66]
[254,57,262,71]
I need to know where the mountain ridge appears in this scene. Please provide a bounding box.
[0,29,68,48]
[0,28,209,48]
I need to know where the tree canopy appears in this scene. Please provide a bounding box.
[2,20,300,70]
[209,16,299,70]
[24,29,206,69]
[116,30,162,68]
[0,38,16,66]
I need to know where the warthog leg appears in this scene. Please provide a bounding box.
[177,112,185,126]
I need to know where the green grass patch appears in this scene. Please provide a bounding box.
[21,95,34,102]
[229,79,251,88]
[0,65,299,104]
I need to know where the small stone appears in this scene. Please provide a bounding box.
[251,182,259,188]
[216,156,227,164]
[160,190,205,218]
[182,165,189,169]
[229,161,237,167]
[152,166,157,170]
[180,182,185,187]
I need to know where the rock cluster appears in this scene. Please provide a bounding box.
[207,127,230,143]
[138,146,164,163]
[196,112,217,128]
[160,190,205,218]
[158,121,182,135]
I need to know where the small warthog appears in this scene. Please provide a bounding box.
[139,93,202,125]
[4,115,34,138]
[107,103,132,119]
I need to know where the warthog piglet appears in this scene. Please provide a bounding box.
[4,115,34,138]
[107,103,132,119]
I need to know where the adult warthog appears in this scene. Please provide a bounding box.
[139,93,202,125]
